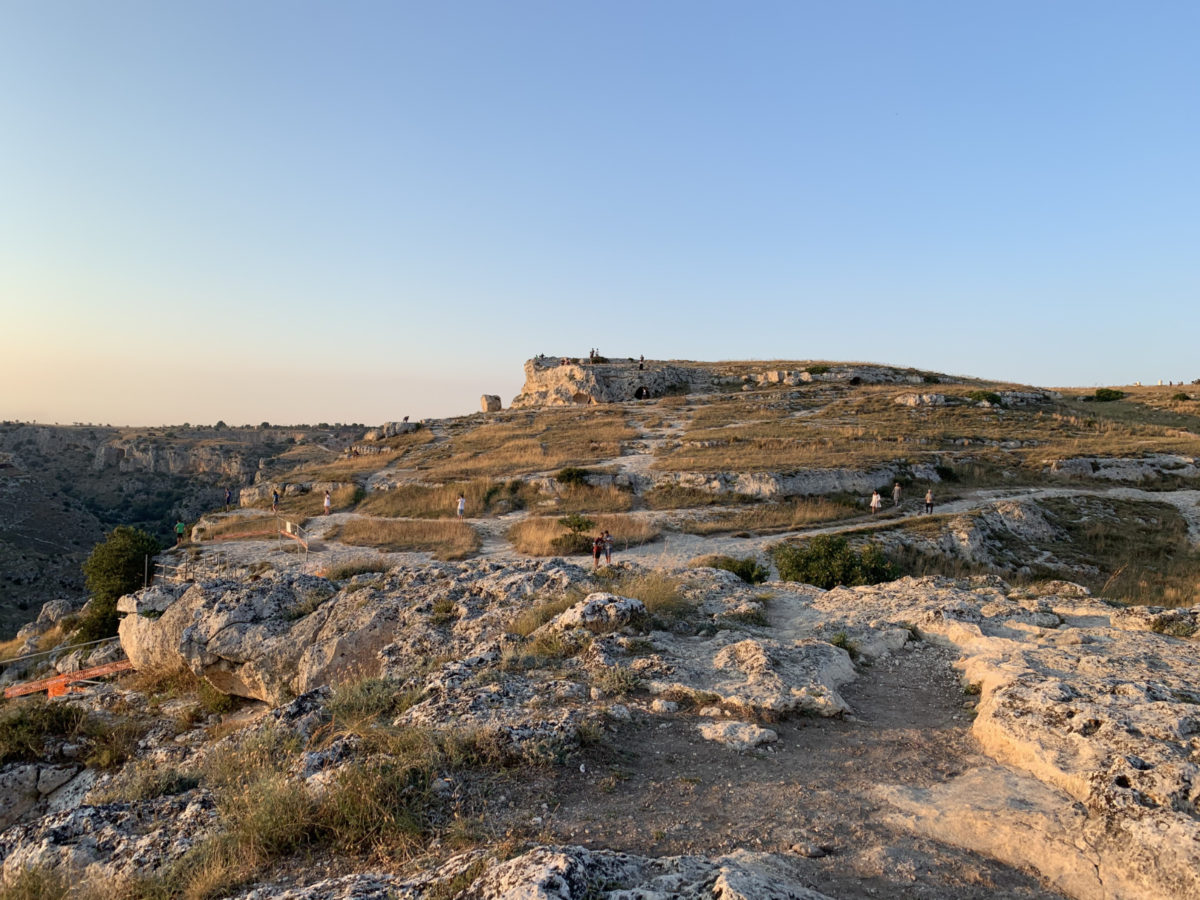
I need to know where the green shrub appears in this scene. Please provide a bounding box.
[772,535,895,590]
[690,554,769,584]
[1093,388,1125,402]
[806,364,830,375]
[555,467,592,487]
[324,556,390,580]
[597,666,640,696]
[0,700,88,765]
[1172,392,1191,402]
[77,526,161,641]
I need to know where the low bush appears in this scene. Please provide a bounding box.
[554,467,591,487]
[772,535,895,590]
[0,700,88,765]
[323,554,392,580]
[1093,388,1125,402]
[689,554,769,584]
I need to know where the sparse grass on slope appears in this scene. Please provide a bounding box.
[418,409,638,480]
[358,478,532,518]
[680,497,856,535]
[332,518,480,560]
[652,385,1200,478]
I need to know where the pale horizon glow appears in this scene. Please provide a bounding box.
[4,2,1199,426]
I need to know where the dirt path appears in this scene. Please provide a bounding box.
[196,483,1200,578]
[489,642,1066,899]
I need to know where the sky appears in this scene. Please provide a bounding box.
[2,1,1198,426]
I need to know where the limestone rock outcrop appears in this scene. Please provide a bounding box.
[512,357,721,407]
[1045,453,1199,482]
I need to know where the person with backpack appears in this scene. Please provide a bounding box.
[592,535,604,569]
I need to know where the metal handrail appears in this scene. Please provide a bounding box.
[0,635,121,668]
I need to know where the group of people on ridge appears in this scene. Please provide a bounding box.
[870,483,934,515]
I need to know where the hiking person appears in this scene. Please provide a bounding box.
[272,489,280,513]
[892,482,902,507]
[925,488,934,514]
[456,494,465,519]
[224,487,232,509]
[174,519,186,545]
[603,530,613,564]
[870,490,882,514]
[592,535,604,569]
[323,490,332,515]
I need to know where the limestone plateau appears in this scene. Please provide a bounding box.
[2,357,1200,899]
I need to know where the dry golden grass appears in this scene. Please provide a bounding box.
[506,514,660,556]
[194,515,281,541]
[607,571,693,622]
[680,497,857,535]
[643,485,760,509]
[506,590,588,637]
[420,409,638,479]
[552,485,634,514]
[358,478,535,519]
[652,384,1200,475]
[332,517,480,560]
[0,633,28,662]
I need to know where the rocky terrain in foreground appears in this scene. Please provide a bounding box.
[2,556,1199,899]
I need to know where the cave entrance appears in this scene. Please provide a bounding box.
[633,386,650,400]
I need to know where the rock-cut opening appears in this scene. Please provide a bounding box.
[634,385,650,400]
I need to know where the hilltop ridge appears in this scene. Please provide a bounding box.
[510,356,973,408]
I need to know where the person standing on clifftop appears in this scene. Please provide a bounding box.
[175,519,186,545]
[892,482,902,507]
[272,489,280,513]
[925,488,934,515]
[456,494,465,519]
[323,491,332,515]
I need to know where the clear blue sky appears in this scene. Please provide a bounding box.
[3,1,1197,425]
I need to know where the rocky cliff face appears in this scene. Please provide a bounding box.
[511,357,725,407]
[511,358,966,408]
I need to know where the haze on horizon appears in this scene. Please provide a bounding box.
[3,2,1199,428]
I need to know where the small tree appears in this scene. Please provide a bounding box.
[77,526,161,641]
[552,514,596,554]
